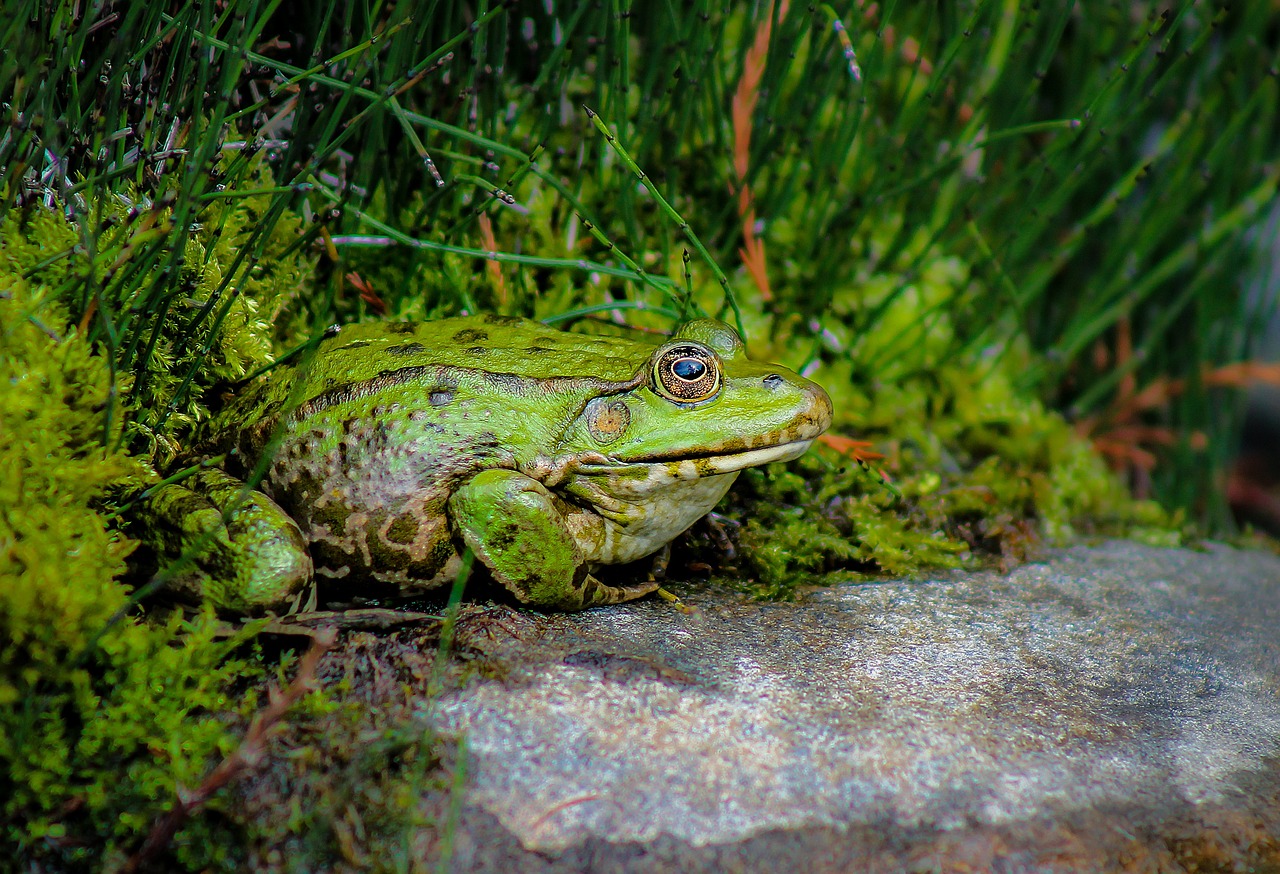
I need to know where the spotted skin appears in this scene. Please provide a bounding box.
[149,315,831,612]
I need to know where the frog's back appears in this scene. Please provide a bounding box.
[307,314,652,386]
[220,315,653,448]
[214,315,652,589]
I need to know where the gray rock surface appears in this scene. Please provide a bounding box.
[429,541,1280,873]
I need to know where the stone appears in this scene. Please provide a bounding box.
[427,541,1280,872]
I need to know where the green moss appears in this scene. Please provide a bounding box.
[0,277,270,868]
[1,160,316,462]
[717,232,1176,600]
[0,160,326,867]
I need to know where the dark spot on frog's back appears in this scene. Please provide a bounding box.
[483,314,524,327]
[429,389,455,407]
[466,346,488,356]
[334,340,371,352]
[386,342,425,356]
[386,321,416,335]
[487,520,519,552]
[453,328,488,344]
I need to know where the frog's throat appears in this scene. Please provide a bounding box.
[573,438,814,479]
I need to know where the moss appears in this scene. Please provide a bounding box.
[0,277,271,868]
[1,160,316,463]
[724,456,965,601]
[0,158,327,868]
[714,231,1177,600]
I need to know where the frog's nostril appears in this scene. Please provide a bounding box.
[763,374,784,389]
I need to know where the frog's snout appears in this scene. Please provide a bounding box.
[798,379,834,439]
[760,372,832,440]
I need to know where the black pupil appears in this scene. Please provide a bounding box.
[672,358,706,381]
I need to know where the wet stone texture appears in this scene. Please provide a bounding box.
[425,541,1280,873]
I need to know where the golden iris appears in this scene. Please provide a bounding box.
[653,343,721,403]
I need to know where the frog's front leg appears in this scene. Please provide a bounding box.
[141,469,312,613]
[448,469,658,611]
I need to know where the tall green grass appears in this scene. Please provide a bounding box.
[4,0,1274,520]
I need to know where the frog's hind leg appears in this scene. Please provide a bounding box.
[140,469,313,613]
[448,469,657,611]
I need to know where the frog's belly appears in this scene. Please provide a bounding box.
[562,471,740,566]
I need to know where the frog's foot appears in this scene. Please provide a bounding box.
[449,469,657,611]
[578,575,661,608]
[702,511,739,560]
[142,469,313,613]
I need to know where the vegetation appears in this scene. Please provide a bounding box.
[2,0,1276,868]
[0,272,261,869]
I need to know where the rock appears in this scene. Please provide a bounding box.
[428,541,1280,873]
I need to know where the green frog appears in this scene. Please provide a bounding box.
[144,314,832,612]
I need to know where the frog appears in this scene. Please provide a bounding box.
[142,314,832,612]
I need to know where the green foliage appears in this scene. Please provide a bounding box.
[0,0,1274,867]
[129,164,315,455]
[722,230,1175,598]
[0,279,263,869]
[1,161,315,462]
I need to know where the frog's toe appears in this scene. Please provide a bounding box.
[575,575,660,609]
[218,509,313,612]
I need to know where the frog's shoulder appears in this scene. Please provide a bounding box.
[321,315,653,382]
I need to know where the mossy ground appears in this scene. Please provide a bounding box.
[2,2,1270,870]
[231,628,468,873]
[0,275,263,870]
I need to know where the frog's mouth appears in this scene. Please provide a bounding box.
[680,438,815,475]
[578,437,815,479]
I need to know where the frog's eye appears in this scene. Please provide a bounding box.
[653,343,721,403]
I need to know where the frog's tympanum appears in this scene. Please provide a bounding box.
[145,315,832,612]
